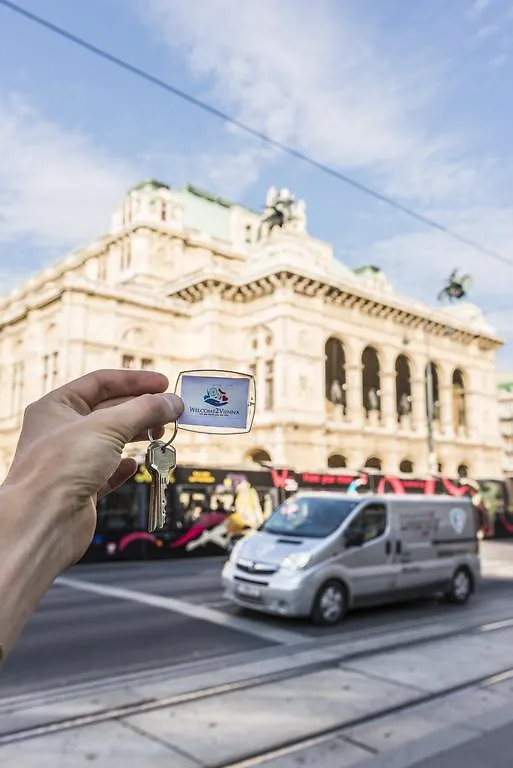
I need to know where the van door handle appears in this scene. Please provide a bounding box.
[385,541,391,555]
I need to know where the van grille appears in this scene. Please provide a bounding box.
[236,559,278,576]
[234,575,269,587]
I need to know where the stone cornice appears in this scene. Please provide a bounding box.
[0,223,244,315]
[166,263,502,349]
[0,273,191,329]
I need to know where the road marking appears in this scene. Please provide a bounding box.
[56,576,307,646]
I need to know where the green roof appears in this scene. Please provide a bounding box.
[129,178,170,193]
[354,264,381,275]
[182,183,234,209]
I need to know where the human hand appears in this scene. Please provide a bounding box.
[3,369,183,569]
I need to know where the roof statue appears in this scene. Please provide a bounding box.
[437,269,473,303]
[257,187,306,240]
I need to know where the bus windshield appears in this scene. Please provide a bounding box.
[263,495,358,538]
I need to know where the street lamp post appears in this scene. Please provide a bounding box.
[425,355,437,476]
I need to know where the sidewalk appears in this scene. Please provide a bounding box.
[410,720,513,768]
[3,614,513,767]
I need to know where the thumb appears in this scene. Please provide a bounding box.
[92,392,184,443]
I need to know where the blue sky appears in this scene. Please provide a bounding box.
[0,0,512,368]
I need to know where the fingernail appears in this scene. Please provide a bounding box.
[162,393,184,419]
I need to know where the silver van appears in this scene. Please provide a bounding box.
[222,492,480,625]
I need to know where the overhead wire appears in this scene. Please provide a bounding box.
[1,0,513,271]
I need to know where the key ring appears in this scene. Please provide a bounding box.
[148,422,177,448]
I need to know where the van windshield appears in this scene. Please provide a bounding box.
[263,496,358,538]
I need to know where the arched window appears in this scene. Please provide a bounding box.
[325,337,346,411]
[399,459,414,474]
[457,463,469,478]
[364,456,382,470]
[362,346,381,417]
[246,449,272,465]
[250,327,275,412]
[395,355,412,421]
[437,461,444,474]
[452,369,467,430]
[425,361,441,423]
[328,454,347,468]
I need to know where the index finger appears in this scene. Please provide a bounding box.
[53,369,170,413]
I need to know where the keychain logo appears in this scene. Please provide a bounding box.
[204,386,229,407]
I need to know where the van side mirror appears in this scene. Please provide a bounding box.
[345,528,364,548]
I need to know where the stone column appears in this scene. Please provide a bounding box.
[345,363,364,429]
[440,383,454,439]
[381,371,396,430]
[411,376,425,433]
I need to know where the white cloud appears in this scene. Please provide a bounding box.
[0,94,134,252]
[146,0,496,212]
[369,206,513,351]
[145,0,513,351]
[147,0,458,200]
[468,0,491,20]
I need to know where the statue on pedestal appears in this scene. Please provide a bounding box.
[437,269,473,302]
[257,187,306,240]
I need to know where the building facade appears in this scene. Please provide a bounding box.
[0,179,504,481]
[497,374,513,476]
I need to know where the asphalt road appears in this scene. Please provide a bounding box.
[2,542,513,699]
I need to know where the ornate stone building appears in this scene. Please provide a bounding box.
[497,374,513,476]
[0,179,504,480]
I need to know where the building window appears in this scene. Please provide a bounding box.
[264,360,274,410]
[328,454,347,468]
[364,456,382,471]
[245,224,253,244]
[325,337,346,411]
[457,463,469,478]
[452,369,467,429]
[11,362,23,416]
[122,355,136,369]
[362,346,381,417]
[425,361,441,423]
[395,354,412,421]
[161,201,168,221]
[120,239,132,271]
[43,352,59,394]
[98,255,107,281]
[52,352,59,388]
[141,358,154,370]
[123,203,132,226]
[399,459,414,474]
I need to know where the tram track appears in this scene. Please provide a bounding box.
[212,666,513,768]
[2,592,511,711]
[3,612,513,748]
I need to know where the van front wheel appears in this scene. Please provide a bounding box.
[311,581,347,625]
[446,567,472,605]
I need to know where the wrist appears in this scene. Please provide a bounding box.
[0,482,67,661]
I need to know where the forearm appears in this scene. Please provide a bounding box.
[0,484,65,662]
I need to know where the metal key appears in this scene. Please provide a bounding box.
[146,440,176,532]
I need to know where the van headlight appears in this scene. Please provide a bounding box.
[280,552,311,571]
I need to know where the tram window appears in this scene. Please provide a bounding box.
[97,482,146,531]
[478,480,507,518]
[210,493,235,513]
[176,486,214,522]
